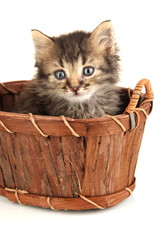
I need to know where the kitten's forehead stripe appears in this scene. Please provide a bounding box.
[53,62,62,68]
[62,55,83,84]
[53,31,91,65]
[59,58,64,68]
[82,55,86,65]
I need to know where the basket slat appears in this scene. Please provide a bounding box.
[0,132,15,189]
[127,121,146,185]
[0,166,5,188]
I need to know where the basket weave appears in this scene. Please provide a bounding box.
[0,79,154,210]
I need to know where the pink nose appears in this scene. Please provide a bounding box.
[70,86,80,93]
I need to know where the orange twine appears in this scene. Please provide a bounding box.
[60,115,80,137]
[0,120,14,134]
[125,187,132,196]
[67,157,105,210]
[101,115,126,132]
[0,82,17,94]
[28,113,48,137]
[5,187,28,205]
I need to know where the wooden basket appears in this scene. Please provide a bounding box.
[0,79,154,210]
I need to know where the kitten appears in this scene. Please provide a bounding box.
[15,20,121,119]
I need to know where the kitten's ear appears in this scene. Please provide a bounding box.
[90,21,115,54]
[31,30,54,62]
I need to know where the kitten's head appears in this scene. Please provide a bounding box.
[32,21,120,102]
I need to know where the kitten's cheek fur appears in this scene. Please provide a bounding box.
[48,75,55,83]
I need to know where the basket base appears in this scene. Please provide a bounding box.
[0,178,135,211]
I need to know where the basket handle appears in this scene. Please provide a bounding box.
[125,78,154,114]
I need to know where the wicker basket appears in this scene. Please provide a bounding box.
[0,79,154,210]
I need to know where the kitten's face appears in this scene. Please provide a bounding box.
[48,55,97,101]
[32,21,119,102]
[46,53,109,102]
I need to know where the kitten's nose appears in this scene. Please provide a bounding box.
[70,85,80,94]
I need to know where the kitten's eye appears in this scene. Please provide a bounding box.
[83,67,94,76]
[54,70,66,80]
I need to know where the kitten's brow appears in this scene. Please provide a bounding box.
[84,57,94,65]
[53,62,63,68]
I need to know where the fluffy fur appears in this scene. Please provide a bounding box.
[14,21,122,119]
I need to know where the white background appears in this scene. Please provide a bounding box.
[0,0,162,239]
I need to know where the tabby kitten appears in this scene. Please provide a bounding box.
[15,21,121,118]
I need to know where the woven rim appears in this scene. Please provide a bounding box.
[0,178,136,210]
[0,79,153,137]
[0,79,154,124]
